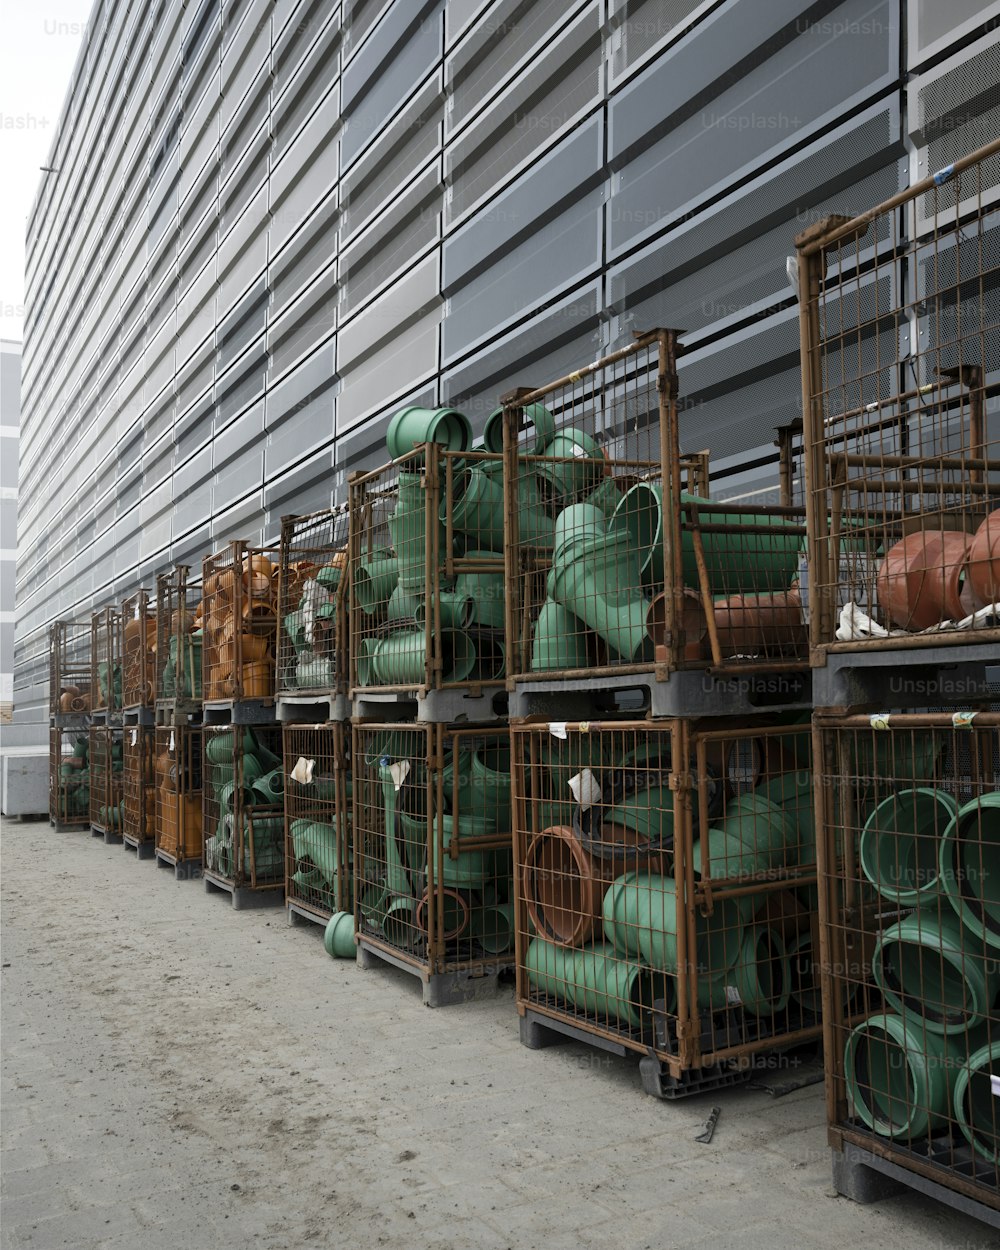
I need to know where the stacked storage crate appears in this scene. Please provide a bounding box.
[121,589,156,858]
[89,607,124,842]
[502,329,824,1097]
[798,139,1000,1224]
[349,420,515,1004]
[48,618,92,831]
[277,509,353,935]
[153,564,204,880]
[200,541,283,908]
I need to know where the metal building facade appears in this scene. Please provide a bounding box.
[14,0,1000,744]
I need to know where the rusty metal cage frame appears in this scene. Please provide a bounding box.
[88,723,122,832]
[201,540,280,705]
[154,725,204,865]
[122,724,155,845]
[348,447,509,698]
[121,589,155,710]
[796,137,1000,661]
[501,328,810,686]
[202,724,285,892]
[352,722,516,979]
[49,618,92,718]
[49,726,91,827]
[511,717,822,1079]
[283,723,352,921]
[90,607,123,716]
[277,508,350,699]
[155,564,204,713]
[813,709,1000,1213]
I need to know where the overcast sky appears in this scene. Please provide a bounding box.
[1,2,92,343]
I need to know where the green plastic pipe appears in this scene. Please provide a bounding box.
[581,476,624,520]
[251,769,285,801]
[371,629,476,685]
[359,883,390,929]
[536,430,605,504]
[291,818,341,883]
[940,792,1000,951]
[414,588,474,630]
[845,1012,969,1139]
[386,405,472,459]
[446,465,506,552]
[295,656,335,689]
[602,871,744,978]
[525,936,668,1029]
[354,555,399,615]
[953,1041,1000,1163]
[530,601,592,671]
[720,792,797,867]
[387,584,420,624]
[482,401,555,455]
[860,788,958,904]
[454,559,506,628]
[315,564,341,591]
[356,637,379,686]
[389,472,443,594]
[761,772,817,866]
[382,897,419,949]
[471,901,515,954]
[324,911,356,958]
[441,741,512,831]
[546,534,652,662]
[873,908,998,1034]
[731,925,792,1017]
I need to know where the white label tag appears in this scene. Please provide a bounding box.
[569,768,602,811]
[952,712,977,729]
[134,604,140,618]
[131,729,137,746]
[169,731,175,751]
[389,760,410,791]
[725,985,742,1006]
[991,1074,1000,1098]
[869,714,891,731]
[548,722,568,740]
[290,756,315,784]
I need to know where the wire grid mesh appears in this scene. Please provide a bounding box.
[202,724,285,889]
[49,727,91,825]
[90,608,122,715]
[49,619,92,716]
[797,137,1000,654]
[278,510,350,697]
[155,565,204,707]
[88,725,123,832]
[122,725,155,844]
[814,712,1000,1208]
[349,447,508,694]
[501,329,809,682]
[283,723,352,919]
[511,718,821,1074]
[352,723,516,974]
[154,726,204,863]
[201,542,279,704]
[121,590,155,708]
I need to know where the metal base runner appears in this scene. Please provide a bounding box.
[154,701,202,727]
[509,667,811,720]
[50,818,89,832]
[832,1140,1000,1229]
[154,848,203,880]
[277,692,351,724]
[356,938,512,1007]
[122,835,155,859]
[122,706,154,726]
[89,710,122,726]
[90,823,107,838]
[203,870,283,909]
[50,713,89,729]
[202,699,277,725]
[287,901,331,929]
[352,686,508,724]
[813,642,998,710]
[518,1007,751,1101]
[103,828,123,845]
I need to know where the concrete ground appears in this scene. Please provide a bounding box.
[1,816,994,1250]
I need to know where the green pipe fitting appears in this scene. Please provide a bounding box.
[845,1012,969,1140]
[482,401,555,455]
[454,559,506,628]
[691,829,769,924]
[284,610,306,651]
[546,535,652,663]
[389,471,444,594]
[293,868,324,889]
[731,925,792,1018]
[536,430,605,504]
[441,741,512,832]
[251,769,285,801]
[386,405,472,460]
[940,792,1000,951]
[525,937,669,1029]
[354,555,400,615]
[371,629,476,685]
[761,772,816,865]
[471,901,515,954]
[953,1041,1000,1163]
[873,908,998,1034]
[382,896,419,949]
[295,656,335,688]
[315,564,342,591]
[719,792,797,868]
[359,883,390,929]
[216,781,254,812]
[581,476,624,520]
[241,752,265,786]
[445,465,506,552]
[291,818,341,883]
[860,788,958,904]
[324,911,356,959]
[531,600,592,671]
[602,871,744,978]
[356,637,379,686]
[415,588,474,630]
[387,584,420,624]
[553,503,610,557]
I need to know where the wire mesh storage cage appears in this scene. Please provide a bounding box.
[796,137,1000,659]
[813,710,1000,1213]
[278,509,349,699]
[283,723,352,921]
[89,724,123,833]
[90,607,123,717]
[511,718,822,1083]
[122,725,155,846]
[154,726,204,865]
[155,564,204,713]
[49,727,91,827]
[349,446,509,698]
[49,619,92,718]
[201,542,279,705]
[500,329,810,684]
[121,590,156,709]
[353,723,516,978]
[202,725,285,891]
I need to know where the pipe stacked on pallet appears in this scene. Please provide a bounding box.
[122,592,156,708]
[202,726,285,889]
[89,725,124,831]
[122,726,155,845]
[50,728,90,824]
[816,714,999,1196]
[50,619,92,716]
[160,600,203,701]
[513,720,823,1074]
[202,547,278,702]
[280,555,346,693]
[154,726,203,865]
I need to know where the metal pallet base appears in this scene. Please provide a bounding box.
[813,641,999,710]
[277,692,351,724]
[103,828,123,845]
[50,713,90,729]
[122,834,155,859]
[356,937,512,1007]
[154,701,202,727]
[352,687,508,724]
[154,848,203,880]
[50,817,89,832]
[202,700,277,725]
[89,711,122,726]
[508,667,811,720]
[832,1141,1000,1228]
[287,901,331,929]
[203,869,283,909]
[122,706,154,726]
[518,1008,752,1101]
[90,823,107,838]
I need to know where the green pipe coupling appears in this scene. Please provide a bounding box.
[860,788,958,905]
[939,792,1000,951]
[386,405,472,460]
[324,911,356,959]
[525,936,668,1029]
[953,1041,1000,1163]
